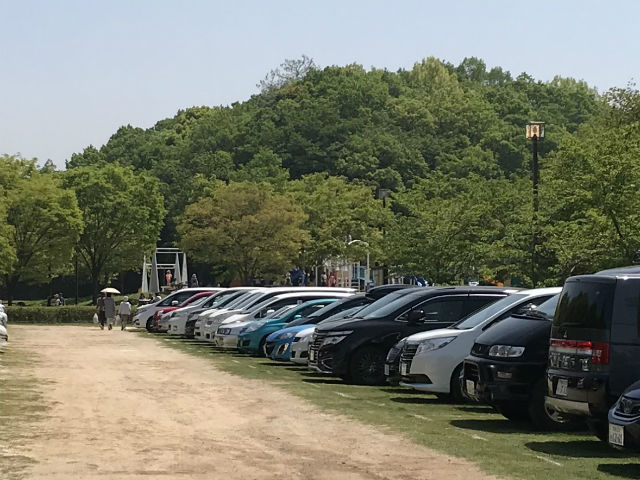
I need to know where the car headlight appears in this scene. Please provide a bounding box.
[488,345,525,358]
[415,336,456,355]
[277,332,296,340]
[386,338,407,362]
[321,331,353,346]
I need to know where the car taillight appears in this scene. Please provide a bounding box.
[550,339,610,365]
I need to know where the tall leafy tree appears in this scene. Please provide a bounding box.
[4,173,83,303]
[178,182,308,284]
[63,164,165,302]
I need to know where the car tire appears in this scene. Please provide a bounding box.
[529,378,583,431]
[256,336,267,357]
[145,319,153,332]
[449,364,465,403]
[349,345,387,386]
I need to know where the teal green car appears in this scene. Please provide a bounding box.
[237,299,340,355]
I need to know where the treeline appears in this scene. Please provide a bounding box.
[2,56,639,300]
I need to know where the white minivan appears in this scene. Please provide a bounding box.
[399,287,561,400]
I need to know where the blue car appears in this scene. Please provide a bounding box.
[237,299,341,355]
[266,301,371,361]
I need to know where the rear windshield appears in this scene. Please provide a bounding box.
[554,281,615,330]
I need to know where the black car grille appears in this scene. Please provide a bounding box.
[471,343,490,357]
[464,362,480,383]
[218,328,231,335]
[400,344,419,365]
[309,332,327,360]
[615,396,640,418]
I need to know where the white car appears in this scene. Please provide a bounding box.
[168,288,255,336]
[399,287,561,399]
[156,293,215,333]
[202,288,355,342]
[132,287,222,329]
[290,326,316,364]
[0,303,8,345]
[210,292,353,346]
[195,290,270,339]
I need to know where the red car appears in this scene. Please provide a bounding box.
[152,291,217,332]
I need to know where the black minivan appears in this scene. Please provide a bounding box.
[462,295,580,430]
[546,268,640,440]
[309,286,516,385]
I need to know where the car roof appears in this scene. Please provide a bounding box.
[517,287,562,296]
[596,265,640,276]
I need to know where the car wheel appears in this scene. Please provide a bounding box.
[145,319,153,332]
[349,346,387,386]
[449,364,465,403]
[528,378,583,431]
[257,337,267,357]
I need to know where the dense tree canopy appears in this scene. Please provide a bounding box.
[5,55,638,297]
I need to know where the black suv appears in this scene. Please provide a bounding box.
[546,268,640,440]
[462,295,580,430]
[309,286,516,385]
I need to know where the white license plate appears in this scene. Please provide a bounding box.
[400,363,408,376]
[609,423,624,446]
[309,350,315,361]
[556,378,568,396]
[384,364,390,376]
[466,379,476,395]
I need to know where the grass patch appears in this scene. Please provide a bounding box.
[144,332,640,480]
[0,345,48,479]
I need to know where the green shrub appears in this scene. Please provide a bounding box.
[5,306,97,324]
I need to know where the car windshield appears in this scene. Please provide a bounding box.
[515,294,560,321]
[187,295,211,307]
[554,280,615,330]
[158,291,200,306]
[268,304,297,318]
[361,290,428,319]
[204,291,242,308]
[453,293,529,330]
[353,290,417,319]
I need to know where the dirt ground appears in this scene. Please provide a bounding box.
[5,326,502,480]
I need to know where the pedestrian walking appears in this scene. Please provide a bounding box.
[104,293,116,330]
[96,293,106,330]
[118,296,132,331]
[190,274,199,288]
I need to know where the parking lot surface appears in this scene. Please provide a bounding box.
[2,326,499,480]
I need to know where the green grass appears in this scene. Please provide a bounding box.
[0,346,49,480]
[144,332,640,480]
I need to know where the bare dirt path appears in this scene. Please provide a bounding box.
[7,326,502,480]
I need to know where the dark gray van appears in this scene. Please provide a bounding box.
[545,267,640,440]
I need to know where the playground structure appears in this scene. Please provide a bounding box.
[141,248,188,294]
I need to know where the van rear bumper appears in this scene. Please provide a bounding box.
[545,396,591,415]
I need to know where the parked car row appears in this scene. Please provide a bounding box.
[138,269,640,452]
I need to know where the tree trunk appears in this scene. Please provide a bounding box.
[5,274,20,306]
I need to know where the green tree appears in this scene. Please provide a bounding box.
[63,164,165,302]
[178,182,308,284]
[286,174,391,269]
[3,173,83,304]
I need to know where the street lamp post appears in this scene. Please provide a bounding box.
[347,239,369,290]
[526,121,545,287]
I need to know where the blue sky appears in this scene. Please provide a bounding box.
[1,0,638,167]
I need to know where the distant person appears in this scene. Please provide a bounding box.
[154,293,162,302]
[96,293,106,330]
[46,295,52,307]
[165,270,172,286]
[104,293,116,331]
[58,293,65,306]
[320,272,327,286]
[53,293,60,306]
[118,296,132,331]
[328,272,336,287]
[190,274,199,288]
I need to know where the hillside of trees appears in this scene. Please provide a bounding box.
[2,56,640,301]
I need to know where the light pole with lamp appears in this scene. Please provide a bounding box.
[347,239,369,290]
[526,121,544,287]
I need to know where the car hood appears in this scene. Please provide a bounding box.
[266,324,312,341]
[296,327,316,339]
[316,316,369,332]
[406,328,461,344]
[222,321,253,330]
[623,381,640,400]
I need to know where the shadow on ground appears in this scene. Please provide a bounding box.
[597,463,640,478]
[526,440,634,459]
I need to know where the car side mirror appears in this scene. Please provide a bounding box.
[171,301,179,306]
[407,309,424,324]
